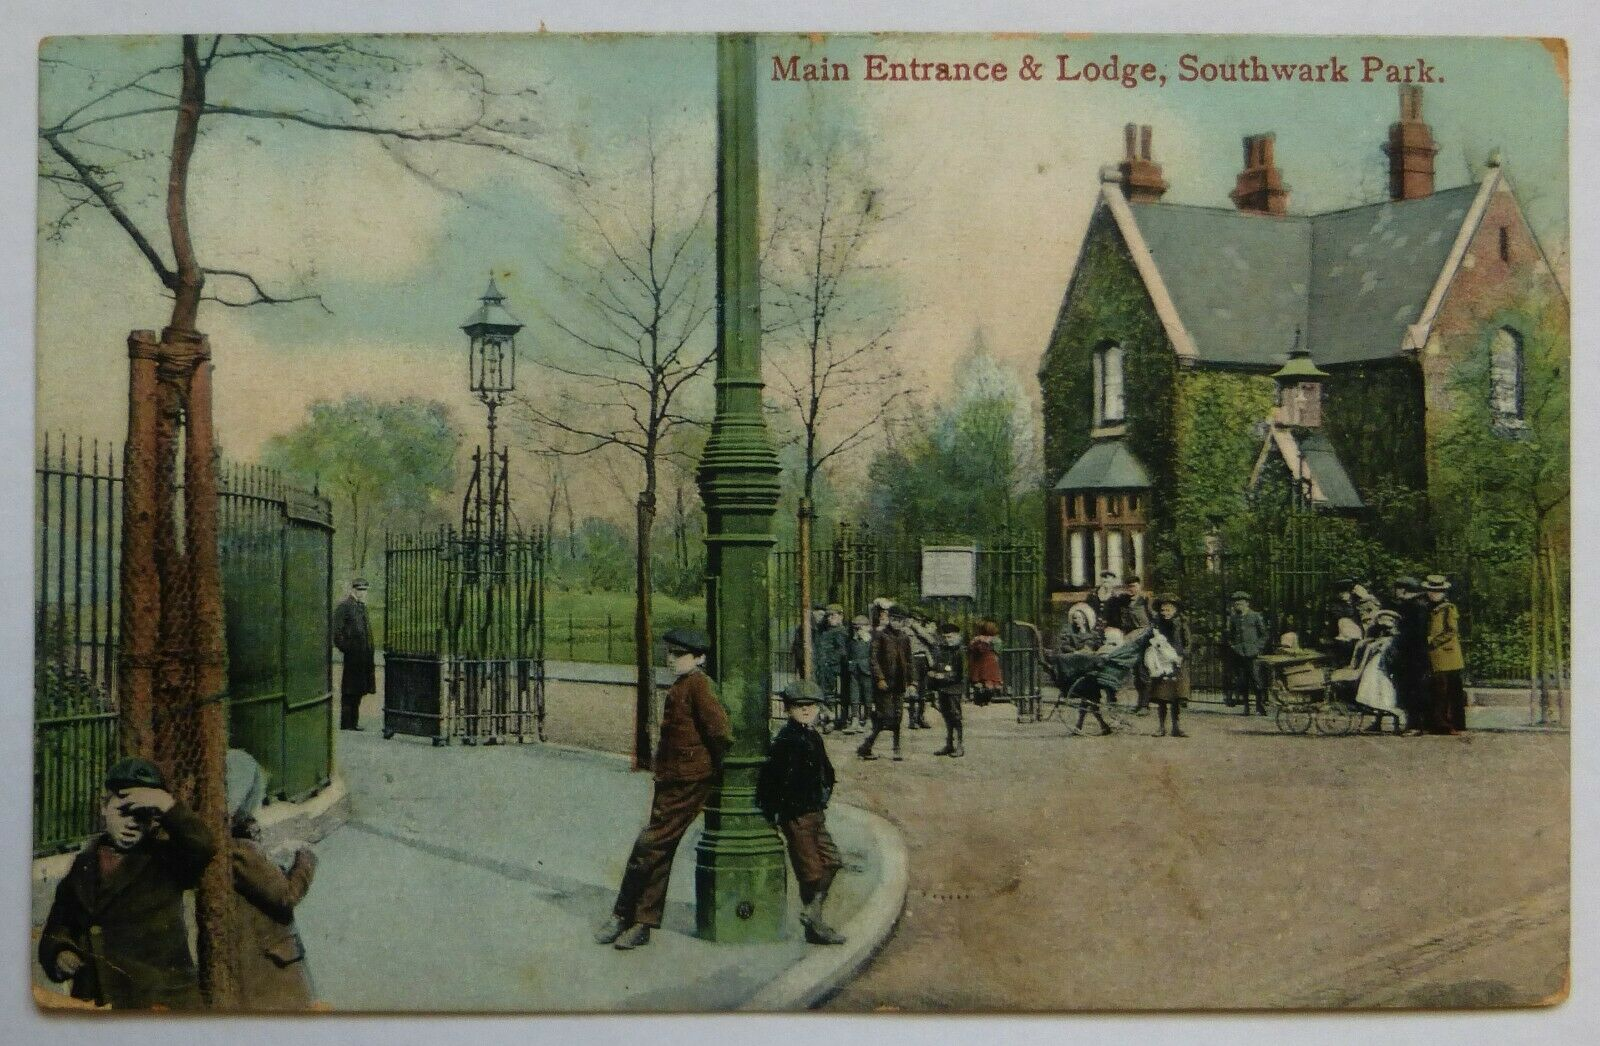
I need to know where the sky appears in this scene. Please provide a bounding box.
[34,32,1568,519]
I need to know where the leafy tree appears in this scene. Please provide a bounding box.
[263,396,461,575]
[863,335,1041,544]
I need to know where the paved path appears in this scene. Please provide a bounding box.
[295,719,898,1012]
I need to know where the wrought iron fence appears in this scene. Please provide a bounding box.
[770,523,1045,721]
[383,526,546,744]
[34,437,334,855]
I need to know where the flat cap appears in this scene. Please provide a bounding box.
[105,756,165,791]
[662,627,709,654]
[781,679,824,706]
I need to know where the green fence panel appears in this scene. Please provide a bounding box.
[221,475,288,790]
[282,494,333,800]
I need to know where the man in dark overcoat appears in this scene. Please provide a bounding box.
[1223,590,1269,714]
[758,680,846,945]
[39,758,217,1009]
[596,628,731,950]
[857,606,916,761]
[332,577,375,730]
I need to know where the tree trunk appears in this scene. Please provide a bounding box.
[633,493,656,771]
[798,496,814,681]
[165,36,205,334]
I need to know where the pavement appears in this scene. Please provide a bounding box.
[290,702,906,1012]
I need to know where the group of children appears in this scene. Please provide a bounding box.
[797,598,1005,759]
[38,752,319,1010]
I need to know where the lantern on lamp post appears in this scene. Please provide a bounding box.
[460,274,523,549]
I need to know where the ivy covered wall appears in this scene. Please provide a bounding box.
[1168,368,1276,574]
[1037,207,1174,590]
[1322,360,1430,550]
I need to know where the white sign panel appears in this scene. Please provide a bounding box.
[920,545,978,600]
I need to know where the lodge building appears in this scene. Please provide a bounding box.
[1038,87,1566,605]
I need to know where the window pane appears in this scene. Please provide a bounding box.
[1490,328,1523,419]
[1106,529,1124,578]
[1104,345,1126,422]
[1069,531,1086,586]
[1092,351,1104,424]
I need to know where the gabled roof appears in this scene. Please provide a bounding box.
[1098,177,1492,367]
[1250,428,1364,510]
[1055,440,1151,492]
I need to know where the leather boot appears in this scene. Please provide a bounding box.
[952,724,964,758]
[801,894,847,945]
[612,923,651,950]
[934,727,954,757]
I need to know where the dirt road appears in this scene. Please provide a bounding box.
[819,701,1568,1011]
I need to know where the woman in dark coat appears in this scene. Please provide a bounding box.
[1148,595,1191,737]
[224,750,319,1011]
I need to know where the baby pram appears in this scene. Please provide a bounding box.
[1038,628,1154,735]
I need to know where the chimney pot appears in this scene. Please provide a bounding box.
[1116,123,1168,203]
[1384,85,1437,200]
[1231,132,1290,215]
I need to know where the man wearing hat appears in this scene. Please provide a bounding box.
[1425,575,1467,733]
[858,605,916,761]
[841,614,874,733]
[757,680,846,945]
[1391,576,1438,734]
[814,604,848,725]
[1223,591,1269,714]
[332,577,375,731]
[1087,570,1121,627]
[39,757,217,1009]
[596,627,731,950]
[1118,575,1155,713]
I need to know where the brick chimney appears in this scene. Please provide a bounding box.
[1118,123,1168,203]
[1230,132,1290,216]
[1383,85,1437,201]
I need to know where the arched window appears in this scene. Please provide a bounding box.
[1094,342,1125,424]
[1490,327,1524,422]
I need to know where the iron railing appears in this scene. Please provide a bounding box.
[34,437,334,855]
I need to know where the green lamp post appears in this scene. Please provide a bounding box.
[694,33,788,943]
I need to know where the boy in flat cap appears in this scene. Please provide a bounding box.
[858,605,915,761]
[758,680,846,945]
[925,622,967,757]
[596,627,731,950]
[841,614,874,733]
[39,757,217,1009]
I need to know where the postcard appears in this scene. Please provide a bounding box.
[29,30,1568,1014]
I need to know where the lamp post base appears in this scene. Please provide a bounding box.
[694,759,787,942]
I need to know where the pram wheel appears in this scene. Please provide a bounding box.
[1314,701,1358,735]
[1275,704,1314,734]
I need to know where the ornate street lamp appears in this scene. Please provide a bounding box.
[460,275,523,549]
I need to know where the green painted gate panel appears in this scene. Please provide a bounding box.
[221,493,287,790]
[281,506,333,800]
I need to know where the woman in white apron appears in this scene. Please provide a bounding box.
[1350,609,1404,733]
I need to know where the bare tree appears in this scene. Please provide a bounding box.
[764,124,908,679]
[38,33,570,1007]
[510,126,716,770]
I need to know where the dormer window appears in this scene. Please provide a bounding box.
[1092,341,1125,425]
[1490,327,1524,424]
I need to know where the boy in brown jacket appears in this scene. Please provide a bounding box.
[596,627,731,950]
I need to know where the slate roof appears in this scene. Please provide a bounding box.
[1121,183,1479,367]
[1296,432,1364,509]
[1054,440,1151,492]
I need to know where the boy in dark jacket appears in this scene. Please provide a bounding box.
[39,757,217,1009]
[926,622,967,757]
[758,680,846,945]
